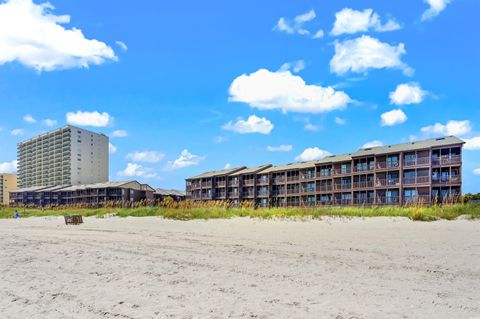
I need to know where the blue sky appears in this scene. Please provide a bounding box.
[0,0,479,192]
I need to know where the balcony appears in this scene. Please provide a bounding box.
[242,191,255,198]
[228,191,239,198]
[403,176,430,185]
[257,190,269,197]
[243,179,255,186]
[256,178,269,185]
[287,176,299,183]
[404,157,430,167]
[376,178,400,187]
[215,181,226,187]
[215,192,226,199]
[273,178,285,185]
[201,182,212,188]
[334,199,352,205]
[403,195,431,204]
[334,184,351,191]
[227,180,238,186]
[287,188,299,195]
[318,185,333,192]
[376,161,400,170]
[432,155,461,166]
[432,177,455,184]
[376,196,400,205]
[271,190,285,196]
[300,188,315,194]
[353,166,374,173]
[318,200,334,206]
[352,181,374,189]
[300,174,315,181]
[333,169,351,176]
[317,172,332,178]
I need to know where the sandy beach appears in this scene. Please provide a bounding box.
[1,216,479,319]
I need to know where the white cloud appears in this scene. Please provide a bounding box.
[266,145,293,152]
[0,160,18,173]
[473,168,480,175]
[330,35,413,76]
[229,69,352,114]
[381,109,407,126]
[213,136,227,143]
[304,123,320,131]
[335,116,346,125]
[23,114,36,124]
[110,130,128,138]
[222,115,274,135]
[421,120,472,136]
[10,128,24,136]
[115,40,128,51]
[362,140,383,148]
[422,0,450,21]
[295,147,331,162]
[66,111,112,127]
[313,29,324,39]
[108,143,117,154]
[331,8,401,36]
[224,163,231,169]
[464,137,480,151]
[274,10,316,36]
[167,149,204,170]
[0,0,116,72]
[43,118,57,127]
[389,83,428,105]
[117,163,156,178]
[126,151,165,163]
[279,60,305,73]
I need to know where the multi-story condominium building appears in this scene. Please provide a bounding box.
[17,125,109,188]
[186,136,464,207]
[0,173,17,206]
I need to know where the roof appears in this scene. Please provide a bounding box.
[35,185,70,192]
[230,165,272,176]
[352,136,465,157]
[187,166,246,179]
[155,188,186,196]
[185,136,464,179]
[12,185,52,193]
[262,161,318,173]
[53,181,154,192]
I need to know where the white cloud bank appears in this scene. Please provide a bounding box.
[108,143,117,154]
[229,69,352,114]
[422,0,451,21]
[473,168,480,176]
[330,35,413,76]
[66,111,112,127]
[110,130,128,138]
[0,0,116,72]
[117,163,156,178]
[279,60,305,73]
[43,118,57,127]
[266,145,293,152]
[23,114,36,124]
[390,83,428,105]
[10,128,24,136]
[331,8,401,36]
[421,120,472,136]
[362,140,383,148]
[126,151,165,163]
[381,109,407,126]
[295,147,331,162]
[464,137,480,151]
[167,149,204,170]
[222,115,274,135]
[0,160,18,173]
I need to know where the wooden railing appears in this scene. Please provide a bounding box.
[352,181,374,189]
[376,178,400,187]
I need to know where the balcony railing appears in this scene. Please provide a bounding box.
[300,174,315,180]
[376,196,400,205]
[353,165,374,173]
[215,181,226,187]
[333,169,351,176]
[403,195,431,204]
[243,179,255,186]
[227,180,239,186]
[404,157,430,167]
[300,188,315,194]
[257,190,269,197]
[352,181,374,189]
[317,172,332,178]
[334,184,352,191]
[242,191,255,197]
[256,179,268,185]
[403,176,430,185]
[376,178,400,187]
[432,155,461,166]
[228,192,239,198]
[287,176,299,182]
[318,200,334,206]
[271,190,285,196]
[318,185,333,192]
[201,182,212,188]
[215,192,226,198]
[432,177,455,184]
[287,188,299,195]
[334,199,352,205]
[376,161,400,170]
[273,178,285,184]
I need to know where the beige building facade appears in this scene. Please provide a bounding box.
[17,126,109,188]
[0,173,17,205]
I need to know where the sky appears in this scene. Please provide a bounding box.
[0,0,479,193]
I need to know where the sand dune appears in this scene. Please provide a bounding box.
[1,216,479,318]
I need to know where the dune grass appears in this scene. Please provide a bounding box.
[1,204,480,221]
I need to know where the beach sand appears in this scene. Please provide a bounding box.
[1,216,479,319]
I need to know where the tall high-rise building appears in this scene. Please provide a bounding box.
[0,173,17,205]
[17,126,109,188]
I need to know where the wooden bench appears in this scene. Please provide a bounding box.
[64,215,83,225]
